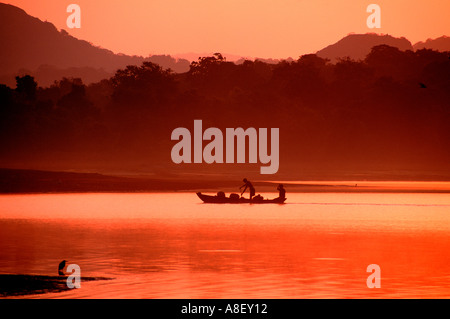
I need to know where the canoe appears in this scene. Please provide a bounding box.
[196,192,286,204]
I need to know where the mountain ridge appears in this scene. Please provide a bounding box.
[413,36,450,51]
[1,3,449,87]
[316,33,414,62]
[0,3,190,86]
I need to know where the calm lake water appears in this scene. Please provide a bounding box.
[1,191,450,298]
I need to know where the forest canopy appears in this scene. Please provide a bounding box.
[1,45,449,179]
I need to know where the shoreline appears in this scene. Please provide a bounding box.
[0,274,113,298]
[1,187,450,195]
[1,168,450,194]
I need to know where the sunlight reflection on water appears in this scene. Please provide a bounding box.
[1,192,450,298]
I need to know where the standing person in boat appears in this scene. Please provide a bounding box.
[277,184,286,200]
[240,178,255,200]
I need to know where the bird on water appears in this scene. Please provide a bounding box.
[58,260,67,276]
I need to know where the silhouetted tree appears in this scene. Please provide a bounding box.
[15,75,37,100]
[56,78,97,120]
[111,61,174,105]
[188,53,226,76]
[1,46,450,176]
[272,54,329,102]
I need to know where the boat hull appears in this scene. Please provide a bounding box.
[196,192,286,204]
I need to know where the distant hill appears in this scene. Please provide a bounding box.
[174,52,249,62]
[316,33,414,62]
[413,36,450,52]
[0,65,113,88]
[1,2,449,88]
[0,3,189,87]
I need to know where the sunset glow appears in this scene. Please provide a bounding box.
[2,0,450,303]
[5,0,450,59]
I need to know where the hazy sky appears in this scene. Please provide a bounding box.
[5,0,450,59]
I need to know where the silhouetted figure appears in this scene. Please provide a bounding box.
[419,82,427,88]
[240,178,255,200]
[277,184,286,200]
[58,260,67,276]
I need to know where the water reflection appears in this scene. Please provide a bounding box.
[0,192,450,298]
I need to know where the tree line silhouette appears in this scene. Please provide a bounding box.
[1,45,449,178]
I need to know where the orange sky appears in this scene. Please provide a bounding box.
[5,0,450,59]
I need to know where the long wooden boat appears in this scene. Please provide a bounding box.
[196,192,286,204]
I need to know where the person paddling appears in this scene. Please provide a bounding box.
[240,178,255,200]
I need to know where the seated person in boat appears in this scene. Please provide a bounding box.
[276,184,286,200]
